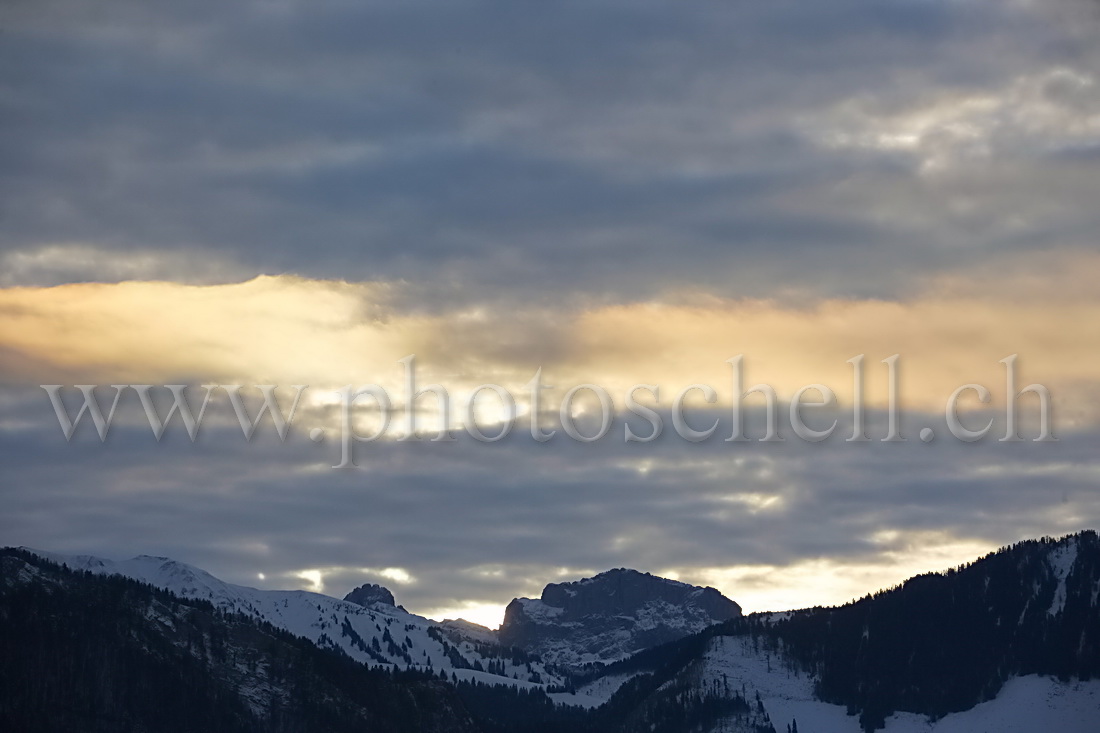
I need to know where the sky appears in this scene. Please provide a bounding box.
[2,0,1100,628]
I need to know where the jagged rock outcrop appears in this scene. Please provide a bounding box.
[498,568,741,667]
[344,582,396,608]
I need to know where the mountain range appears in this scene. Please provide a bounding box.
[2,531,1098,732]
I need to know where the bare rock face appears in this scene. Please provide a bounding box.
[344,582,396,608]
[498,568,741,668]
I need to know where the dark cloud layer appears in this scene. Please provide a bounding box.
[2,385,1094,616]
[3,0,1099,304]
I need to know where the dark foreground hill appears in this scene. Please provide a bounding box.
[0,549,477,733]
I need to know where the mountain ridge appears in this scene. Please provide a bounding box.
[9,530,1100,732]
[0,549,479,733]
[20,546,744,678]
[17,546,568,690]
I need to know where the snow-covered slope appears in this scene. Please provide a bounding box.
[1046,539,1079,616]
[24,548,565,690]
[0,550,482,732]
[697,635,1100,733]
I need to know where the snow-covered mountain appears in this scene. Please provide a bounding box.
[499,568,742,668]
[0,549,479,733]
[13,530,1100,732]
[569,530,1100,732]
[22,548,566,690]
[639,633,1100,733]
[23,548,744,685]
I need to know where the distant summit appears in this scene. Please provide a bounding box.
[499,568,741,667]
[343,582,396,608]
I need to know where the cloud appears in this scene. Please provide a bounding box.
[3,0,1099,305]
[0,244,250,287]
[0,275,411,384]
[2,0,1100,628]
[1,251,1098,422]
[3,380,1098,625]
[809,67,1100,171]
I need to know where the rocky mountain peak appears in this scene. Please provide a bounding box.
[539,568,739,618]
[344,582,396,608]
[499,568,741,668]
